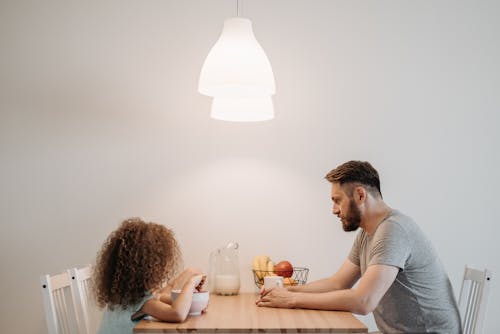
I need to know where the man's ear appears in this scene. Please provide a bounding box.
[354,186,367,203]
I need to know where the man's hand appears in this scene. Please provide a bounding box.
[256,287,296,308]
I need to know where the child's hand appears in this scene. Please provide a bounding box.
[190,274,206,292]
[184,267,203,276]
[169,268,203,290]
[195,275,206,292]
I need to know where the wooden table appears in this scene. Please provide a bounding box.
[134,293,367,333]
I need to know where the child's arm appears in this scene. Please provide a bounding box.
[141,274,204,323]
[156,268,204,304]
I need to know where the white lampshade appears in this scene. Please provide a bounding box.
[211,96,274,122]
[199,17,275,98]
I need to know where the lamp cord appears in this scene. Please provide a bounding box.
[236,0,241,17]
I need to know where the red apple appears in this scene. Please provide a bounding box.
[274,260,294,278]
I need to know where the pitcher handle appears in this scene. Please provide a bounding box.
[226,241,239,249]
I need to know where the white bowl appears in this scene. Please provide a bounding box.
[170,290,209,316]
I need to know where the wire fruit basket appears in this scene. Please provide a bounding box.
[252,267,309,289]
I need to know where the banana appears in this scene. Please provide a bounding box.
[258,255,270,278]
[253,255,276,279]
[252,255,268,279]
[266,260,275,275]
[253,255,263,279]
[252,256,261,271]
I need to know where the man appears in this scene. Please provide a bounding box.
[257,161,461,333]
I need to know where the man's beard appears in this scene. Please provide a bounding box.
[342,199,362,232]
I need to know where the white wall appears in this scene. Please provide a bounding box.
[0,0,499,333]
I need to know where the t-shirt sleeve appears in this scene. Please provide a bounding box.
[348,232,362,266]
[131,293,155,321]
[369,221,411,270]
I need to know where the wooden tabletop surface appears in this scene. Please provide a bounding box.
[134,292,367,333]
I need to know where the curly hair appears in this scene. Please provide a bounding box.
[92,218,181,310]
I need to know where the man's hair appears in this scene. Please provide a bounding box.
[92,218,181,310]
[325,160,382,198]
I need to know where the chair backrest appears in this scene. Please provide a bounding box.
[40,271,80,334]
[69,265,102,334]
[69,266,92,334]
[458,265,492,334]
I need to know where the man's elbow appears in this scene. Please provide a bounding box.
[352,295,377,315]
[354,305,374,316]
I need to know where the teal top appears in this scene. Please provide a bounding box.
[97,293,152,334]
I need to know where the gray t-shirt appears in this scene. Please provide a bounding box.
[348,210,461,333]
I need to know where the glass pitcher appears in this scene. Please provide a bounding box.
[209,241,240,295]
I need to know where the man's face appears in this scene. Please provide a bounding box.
[330,183,362,232]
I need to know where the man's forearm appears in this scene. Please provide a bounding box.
[291,289,370,315]
[288,277,342,293]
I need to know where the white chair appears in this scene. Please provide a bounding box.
[69,266,92,334]
[40,271,80,334]
[458,266,492,334]
[69,265,102,334]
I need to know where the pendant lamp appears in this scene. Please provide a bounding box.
[198,3,276,122]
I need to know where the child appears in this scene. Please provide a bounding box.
[93,218,206,334]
